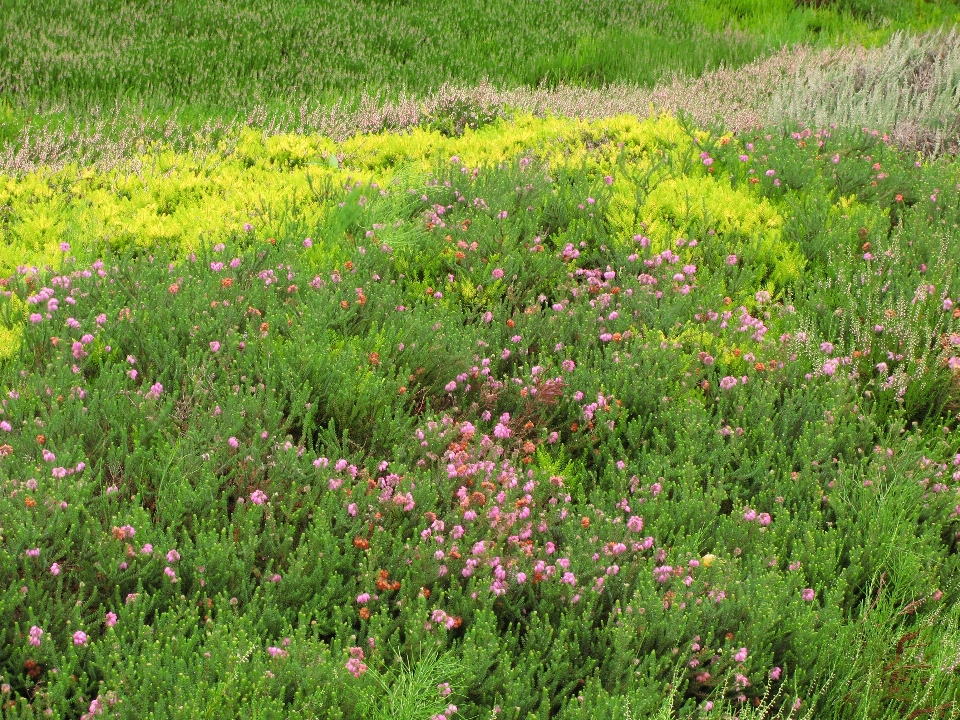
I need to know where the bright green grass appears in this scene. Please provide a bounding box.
[0,0,957,125]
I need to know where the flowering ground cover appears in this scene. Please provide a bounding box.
[2,107,960,718]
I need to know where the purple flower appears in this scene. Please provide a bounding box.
[73,631,88,646]
[491,268,504,280]
[251,489,268,505]
[28,626,43,647]
[50,563,61,575]
[210,341,221,353]
[802,588,815,602]
[166,549,180,563]
[627,516,643,532]
[228,436,239,449]
[105,612,118,627]
[719,376,738,390]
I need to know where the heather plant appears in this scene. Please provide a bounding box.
[2,93,960,720]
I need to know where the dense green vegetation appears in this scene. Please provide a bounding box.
[1,0,959,120]
[1,1,960,718]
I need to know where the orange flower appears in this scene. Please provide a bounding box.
[221,277,233,288]
[359,607,371,620]
[0,444,12,456]
[581,517,590,529]
[353,537,370,550]
[24,496,36,508]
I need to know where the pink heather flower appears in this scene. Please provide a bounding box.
[734,647,748,662]
[73,630,88,646]
[267,646,288,658]
[757,512,771,526]
[720,376,738,390]
[445,381,457,392]
[164,566,178,582]
[802,588,815,602]
[228,436,239,449]
[166,549,180,563]
[482,311,493,323]
[770,666,782,681]
[105,612,118,627]
[50,563,61,575]
[303,238,313,248]
[726,254,738,265]
[492,268,505,279]
[743,508,757,521]
[60,242,71,252]
[30,313,43,323]
[28,626,43,647]
[26,548,40,557]
[494,423,511,439]
[347,503,358,516]
[516,572,527,583]
[627,515,644,532]
[356,593,370,604]
[127,369,138,380]
[146,382,163,400]
[251,489,268,505]
[121,525,135,538]
[561,572,576,585]
[141,543,153,554]
[561,359,576,372]
[209,341,221,353]
[0,421,10,432]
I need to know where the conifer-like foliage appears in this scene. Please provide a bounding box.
[1,112,959,718]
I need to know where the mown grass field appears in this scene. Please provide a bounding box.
[2,2,960,719]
